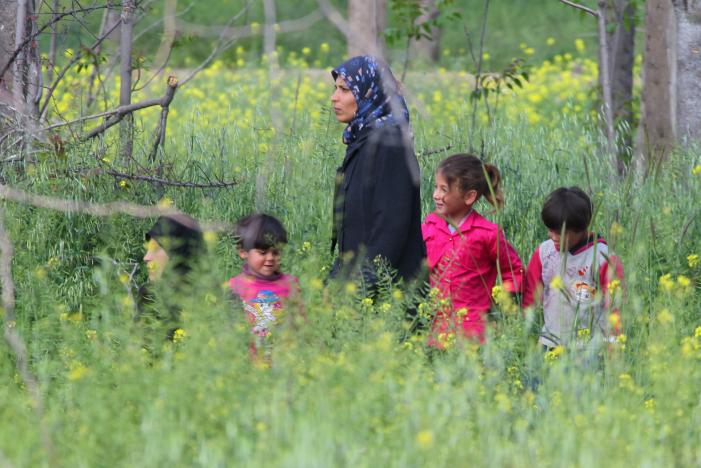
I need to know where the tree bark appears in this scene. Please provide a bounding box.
[673,0,701,144]
[638,0,676,167]
[605,0,635,152]
[348,0,387,59]
[119,0,135,161]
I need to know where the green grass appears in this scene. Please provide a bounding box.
[1,64,700,466]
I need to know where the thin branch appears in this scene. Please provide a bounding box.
[39,17,122,120]
[82,167,238,188]
[0,207,57,464]
[557,0,599,17]
[176,9,323,39]
[178,4,250,87]
[0,3,113,81]
[0,183,233,232]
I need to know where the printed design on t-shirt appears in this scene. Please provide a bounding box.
[573,280,596,304]
[243,290,282,337]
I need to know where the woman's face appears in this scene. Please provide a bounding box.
[143,238,169,281]
[331,76,358,123]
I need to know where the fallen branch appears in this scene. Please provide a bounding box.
[76,166,238,189]
[0,183,233,232]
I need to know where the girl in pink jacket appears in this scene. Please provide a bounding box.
[422,154,523,345]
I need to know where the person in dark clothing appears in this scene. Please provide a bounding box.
[329,55,425,290]
[139,214,204,341]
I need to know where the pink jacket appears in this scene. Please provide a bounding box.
[422,211,524,342]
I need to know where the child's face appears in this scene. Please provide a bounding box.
[143,238,169,281]
[548,229,588,251]
[432,170,477,222]
[239,247,282,277]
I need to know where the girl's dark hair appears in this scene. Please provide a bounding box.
[235,214,288,251]
[541,186,592,232]
[146,214,204,275]
[437,153,504,208]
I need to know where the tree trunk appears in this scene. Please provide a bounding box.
[605,0,635,154]
[673,0,701,144]
[348,0,387,59]
[410,0,441,64]
[119,0,135,162]
[638,0,701,169]
[0,0,41,153]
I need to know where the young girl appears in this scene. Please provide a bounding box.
[422,154,524,345]
[229,214,300,358]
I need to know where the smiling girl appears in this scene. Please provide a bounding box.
[422,154,524,345]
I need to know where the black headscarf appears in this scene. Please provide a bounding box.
[145,214,204,276]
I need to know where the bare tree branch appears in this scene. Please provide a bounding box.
[176,9,323,39]
[79,167,238,188]
[0,183,233,231]
[0,3,113,82]
[557,0,598,17]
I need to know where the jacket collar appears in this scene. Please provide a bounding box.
[425,210,489,234]
[568,233,607,255]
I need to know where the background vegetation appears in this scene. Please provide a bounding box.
[1,1,700,466]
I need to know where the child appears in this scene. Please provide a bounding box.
[522,187,624,349]
[229,214,300,357]
[422,153,524,345]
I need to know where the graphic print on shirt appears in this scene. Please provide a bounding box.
[243,290,283,337]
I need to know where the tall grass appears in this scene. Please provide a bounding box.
[1,68,700,466]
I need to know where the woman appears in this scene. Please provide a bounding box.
[140,214,204,340]
[329,55,425,289]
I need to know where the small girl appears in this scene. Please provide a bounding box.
[229,214,300,358]
[422,154,524,345]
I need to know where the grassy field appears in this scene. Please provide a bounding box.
[1,43,700,466]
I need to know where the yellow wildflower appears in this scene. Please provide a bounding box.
[575,38,586,53]
[344,282,357,294]
[659,273,674,292]
[550,275,564,290]
[172,328,186,343]
[361,297,374,307]
[688,254,699,268]
[546,37,556,46]
[415,430,434,449]
[610,221,624,236]
[691,164,701,176]
[545,346,564,362]
[657,308,673,325]
[677,275,691,288]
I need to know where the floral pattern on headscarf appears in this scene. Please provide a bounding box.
[332,55,410,145]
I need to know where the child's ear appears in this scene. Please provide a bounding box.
[464,189,478,206]
[238,248,248,260]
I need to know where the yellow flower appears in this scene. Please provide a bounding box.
[688,254,699,268]
[691,164,701,176]
[610,221,624,236]
[361,297,374,307]
[344,282,357,294]
[118,273,130,285]
[158,197,173,208]
[657,308,673,325]
[482,52,490,61]
[456,307,468,318]
[118,180,127,189]
[172,328,186,343]
[549,275,564,290]
[616,334,627,344]
[644,398,655,411]
[677,275,691,288]
[203,231,218,246]
[577,328,590,339]
[320,42,330,53]
[546,37,556,46]
[392,290,403,301]
[608,279,621,295]
[695,326,701,339]
[575,38,586,53]
[302,47,311,56]
[310,278,323,289]
[545,346,564,362]
[416,430,434,449]
[659,273,674,292]
[609,313,621,328]
[68,363,88,381]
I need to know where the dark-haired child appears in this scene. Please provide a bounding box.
[229,214,300,357]
[523,187,624,348]
[422,154,523,345]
